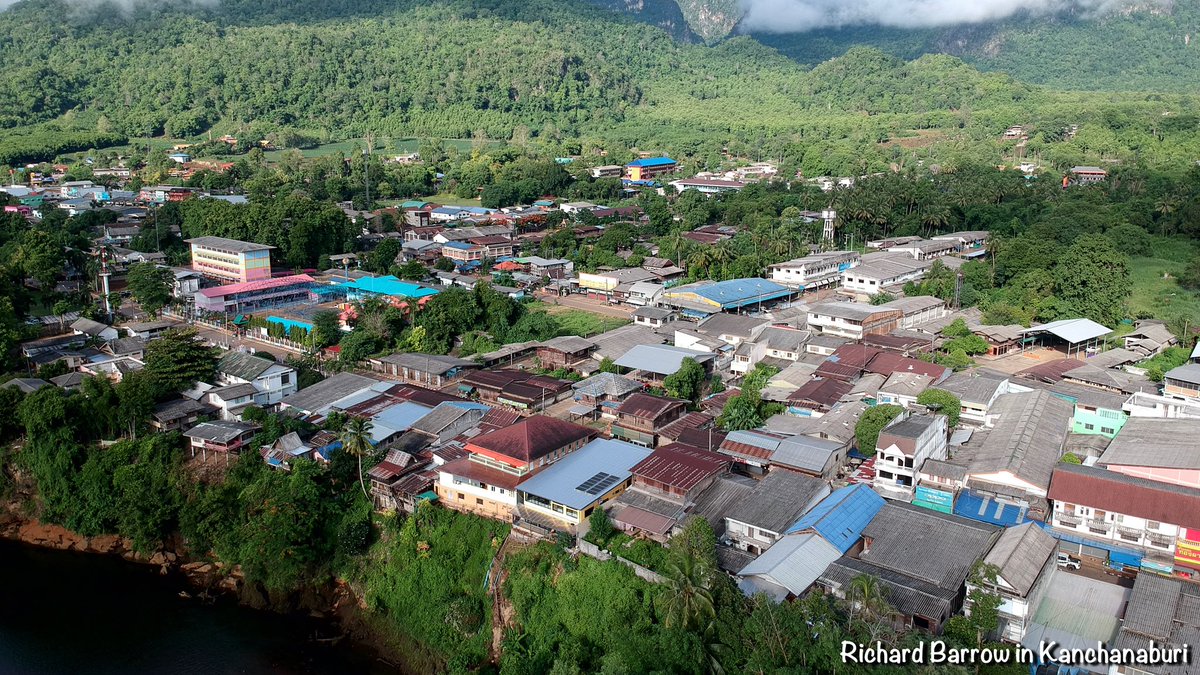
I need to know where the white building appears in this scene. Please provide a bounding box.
[216,351,298,406]
[873,414,949,500]
[840,253,932,297]
[767,251,860,290]
[806,301,902,340]
[966,522,1057,643]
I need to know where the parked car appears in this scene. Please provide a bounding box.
[1056,553,1081,571]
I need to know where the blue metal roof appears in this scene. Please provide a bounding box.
[627,157,676,168]
[683,278,793,309]
[785,484,884,553]
[372,401,434,432]
[443,241,476,250]
[338,275,439,299]
[952,490,1031,527]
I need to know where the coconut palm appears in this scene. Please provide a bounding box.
[847,573,889,624]
[339,416,375,498]
[659,551,716,633]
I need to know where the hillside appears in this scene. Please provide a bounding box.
[596,0,1200,92]
[0,0,1038,140]
[0,0,1198,173]
[749,3,1200,92]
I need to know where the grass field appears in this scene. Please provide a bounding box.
[540,305,629,337]
[424,191,482,207]
[1128,256,1200,321]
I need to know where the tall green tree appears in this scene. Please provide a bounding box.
[664,357,706,404]
[854,404,903,454]
[916,389,962,428]
[338,416,375,499]
[125,263,174,316]
[143,328,217,393]
[1052,237,1131,327]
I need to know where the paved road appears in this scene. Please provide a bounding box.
[541,291,636,319]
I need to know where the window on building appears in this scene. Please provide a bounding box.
[458,493,465,500]
[476,498,484,505]
[1148,521,1160,530]
[1101,427,1115,435]
[1083,423,1095,431]
[281,373,291,385]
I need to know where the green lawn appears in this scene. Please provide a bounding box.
[425,191,483,207]
[538,305,629,337]
[1128,254,1200,322]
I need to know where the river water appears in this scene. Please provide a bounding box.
[0,541,400,674]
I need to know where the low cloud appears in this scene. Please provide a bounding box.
[741,0,1168,32]
[0,0,217,14]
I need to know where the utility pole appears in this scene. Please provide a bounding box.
[363,132,374,213]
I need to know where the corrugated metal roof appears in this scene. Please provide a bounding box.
[516,438,652,510]
[614,344,714,375]
[785,484,885,553]
[1021,318,1112,344]
[725,470,829,534]
[738,533,841,598]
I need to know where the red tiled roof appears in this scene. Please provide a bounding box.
[631,443,728,491]
[788,378,853,409]
[865,352,949,380]
[658,412,714,441]
[617,393,686,420]
[1048,464,1200,530]
[478,407,522,432]
[1017,358,1087,383]
[392,385,461,408]
[611,505,675,536]
[466,416,596,464]
[814,361,863,382]
[828,344,883,369]
[675,427,728,452]
[438,457,522,491]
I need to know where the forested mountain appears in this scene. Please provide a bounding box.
[595,0,1200,92]
[2,0,1200,174]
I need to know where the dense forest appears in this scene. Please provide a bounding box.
[752,2,1200,93]
[2,0,1200,174]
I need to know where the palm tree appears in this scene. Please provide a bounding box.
[339,416,375,499]
[847,573,888,624]
[660,551,716,633]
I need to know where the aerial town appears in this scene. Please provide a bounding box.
[1,143,1196,674]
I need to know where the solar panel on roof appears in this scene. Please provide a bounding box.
[577,471,619,495]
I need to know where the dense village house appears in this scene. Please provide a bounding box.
[216,351,297,405]
[515,438,652,532]
[965,522,1058,644]
[873,414,949,500]
[1097,418,1200,489]
[806,302,902,340]
[435,416,597,521]
[818,503,1001,633]
[1112,573,1200,673]
[183,421,260,461]
[737,484,885,600]
[767,251,860,290]
[369,353,478,387]
[1048,463,1200,578]
[186,236,274,284]
[610,393,687,447]
[724,469,830,555]
[609,443,731,542]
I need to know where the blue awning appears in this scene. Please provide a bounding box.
[952,490,1030,527]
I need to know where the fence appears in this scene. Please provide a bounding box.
[576,536,666,585]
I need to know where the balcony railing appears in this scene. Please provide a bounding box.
[1057,514,1082,527]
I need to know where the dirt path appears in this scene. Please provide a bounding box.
[488,533,530,663]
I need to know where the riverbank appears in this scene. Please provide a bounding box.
[0,506,416,673]
[0,539,401,674]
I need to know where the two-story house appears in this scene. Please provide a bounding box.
[725,470,830,555]
[435,416,598,521]
[183,420,260,461]
[966,522,1057,643]
[610,393,687,447]
[873,414,949,500]
[1047,463,1200,578]
[216,351,297,406]
[806,302,902,340]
